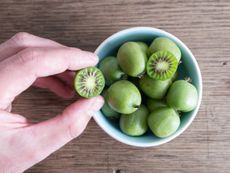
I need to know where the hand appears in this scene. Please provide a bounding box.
[0,32,104,173]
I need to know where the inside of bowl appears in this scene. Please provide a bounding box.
[95,28,201,146]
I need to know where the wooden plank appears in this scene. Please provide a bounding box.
[0,0,229,172]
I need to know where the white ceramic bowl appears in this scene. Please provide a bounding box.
[94,27,202,147]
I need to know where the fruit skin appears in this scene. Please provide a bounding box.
[106,80,142,114]
[117,42,147,77]
[101,90,120,119]
[171,71,178,82]
[139,75,172,99]
[74,67,105,98]
[120,105,149,136]
[148,107,180,138]
[102,103,120,119]
[128,76,148,105]
[99,56,125,85]
[136,42,148,54]
[147,99,167,112]
[146,51,178,81]
[166,80,198,112]
[148,37,181,61]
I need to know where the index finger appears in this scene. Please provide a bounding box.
[0,47,98,109]
[0,32,64,62]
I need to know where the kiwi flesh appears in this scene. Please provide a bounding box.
[147,51,178,81]
[74,67,105,98]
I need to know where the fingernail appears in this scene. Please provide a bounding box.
[87,96,104,116]
[85,51,99,64]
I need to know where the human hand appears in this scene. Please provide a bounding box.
[0,32,104,173]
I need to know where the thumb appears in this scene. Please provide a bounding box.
[23,96,104,167]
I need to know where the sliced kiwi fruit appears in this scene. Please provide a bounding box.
[74,67,105,98]
[146,51,178,81]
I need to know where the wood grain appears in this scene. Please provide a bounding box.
[0,0,230,172]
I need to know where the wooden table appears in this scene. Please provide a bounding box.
[0,0,230,172]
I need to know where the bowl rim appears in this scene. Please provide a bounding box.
[94,27,203,147]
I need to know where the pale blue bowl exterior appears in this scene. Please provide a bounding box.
[94,27,202,147]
